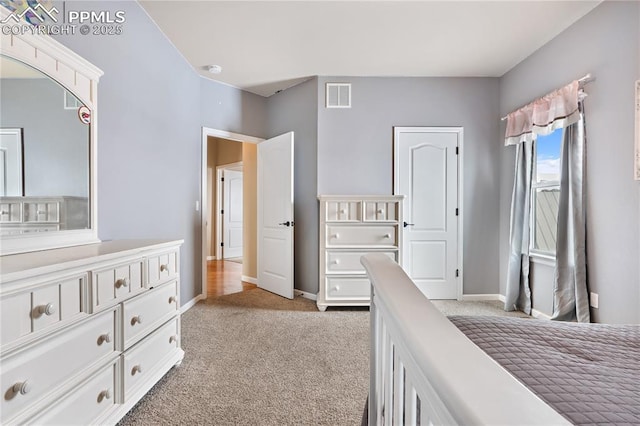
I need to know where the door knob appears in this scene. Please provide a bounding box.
[278,221,292,227]
[403,221,415,228]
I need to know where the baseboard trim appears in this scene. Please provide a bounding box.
[461,294,501,302]
[497,294,506,303]
[180,294,206,313]
[206,256,216,261]
[532,308,552,320]
[241,275,258,285]
[294,289,317,301]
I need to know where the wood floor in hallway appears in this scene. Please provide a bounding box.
[206,259,256,298]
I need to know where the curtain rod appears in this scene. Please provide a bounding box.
[500,73,595,121]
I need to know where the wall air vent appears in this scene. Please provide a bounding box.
[326,83,351,108]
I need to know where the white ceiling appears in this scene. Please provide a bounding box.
[139,1,601,97]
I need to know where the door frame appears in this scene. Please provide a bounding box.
[215,161,243,260]
[392,126,464,300]
[201,127,264,299]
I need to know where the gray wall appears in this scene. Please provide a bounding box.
[54,1,268,305]
[1,79,88,197]
[267,78,319,294]
[499,1,640,323]
[317,76,501,295]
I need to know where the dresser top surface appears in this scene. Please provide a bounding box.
[0,239,183,280]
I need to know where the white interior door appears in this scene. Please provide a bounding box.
[395,127,460,299]
[222,168,243,259]
[258,132,294,299]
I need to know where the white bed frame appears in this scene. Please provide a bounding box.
[361,253,569,425]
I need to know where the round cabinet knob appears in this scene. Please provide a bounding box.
[332,259,340,265]
[160,264,169,272]
[98,333,112,345]
[0,210,8,215]
[99,389,112,401]
[131,315,143,325]
[115,278,129,288]
[331,286,340,293]
[339,209,346,214]
[333,233,340,239]
[13,381,31,395]
[169,335,178,344]
[37,303,56,316]
[377,209,384,214]
[168,296,177,304]
[131,365,143,375]
[384,233,391,239]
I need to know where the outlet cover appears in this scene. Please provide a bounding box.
[590,292,599,308]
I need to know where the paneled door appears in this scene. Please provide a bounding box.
[222,168,243,259]
[394,127,461,299]
[257,132,294,299]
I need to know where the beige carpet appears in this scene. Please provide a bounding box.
[118,290,529,425]
[118,289,369,425]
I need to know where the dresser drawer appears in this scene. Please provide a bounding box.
[0,308,117,423]
[326,251,396,274]
[325,277,371,300]
[92,259,144,311]
[0,202,22,223]
[122,281,178,348]
[325,201,361,222]
[363,201,399,222]
[147,250,178,286]
[23,202,59,223]
[326,225,397,247]
[0,274,86,347]
[123,318,180,398]
[28,360,118,426]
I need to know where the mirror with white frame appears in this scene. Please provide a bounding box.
[0,27,102,255]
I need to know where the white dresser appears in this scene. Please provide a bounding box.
[0,240,184,425]
[317,195,404,311]
[0,196,89,235]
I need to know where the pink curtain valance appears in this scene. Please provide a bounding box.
[504,80,582,146]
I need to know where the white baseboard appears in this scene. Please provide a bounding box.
[241,275,258,285]
[461,294,502,302]
[497,294,506,303]
[531,308,552,320]
[180,294,206,313]
[206,256,216,261]
[294,289,317,301]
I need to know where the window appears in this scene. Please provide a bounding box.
[531,128,562,256]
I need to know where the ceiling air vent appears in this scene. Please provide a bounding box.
[326,83,351,108]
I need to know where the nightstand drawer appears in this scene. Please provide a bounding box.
[326,251,396,274]
[326,225,397,247]
[363,201,399,222]
[122,280,178,348]
[23,202,59,223]
[325,277,370,300]
[92,259,145,311]
[0,202,21,223]
[0,308,117,423]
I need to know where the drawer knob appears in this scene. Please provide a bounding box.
[37,303,56,316]
[331,285,340,292]
[377,209,384,214]
[115,277,129,288]
[98,333,112,345]
[384,233,391,239]
[131,315,143,325]
[169,335,178,344]
[99,389,112,401]
[160,264,169,272]
[12,381,31,395]
[339,209,346,214]
[131,365,143,375]
[332,233,340,239]
[37,210,47,215]
[0,210,8,215]
[332,259,340,265]
[168,296,177,304]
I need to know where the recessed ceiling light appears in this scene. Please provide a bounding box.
[207,65,222,74]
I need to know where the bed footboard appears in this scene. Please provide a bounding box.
[361,253,569,426]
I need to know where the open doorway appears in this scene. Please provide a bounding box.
[201,128,263,299]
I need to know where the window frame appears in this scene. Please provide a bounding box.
[529,130,563,260]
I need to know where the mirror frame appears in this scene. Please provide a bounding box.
[0,5,103,255]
